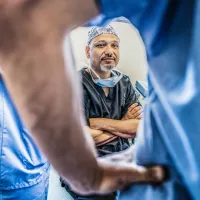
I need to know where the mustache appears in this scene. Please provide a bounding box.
[101,57,116,61]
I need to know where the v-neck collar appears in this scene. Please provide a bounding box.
[82,68,114,100]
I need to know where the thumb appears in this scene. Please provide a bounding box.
[135,165,168,183]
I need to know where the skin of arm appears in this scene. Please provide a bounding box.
[0,0,166,195]
[88,104,143,139]
[86,127,118,146]
[87,126,133,145]
[90,118,139,137]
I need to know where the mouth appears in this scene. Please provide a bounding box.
[101,58,115,61]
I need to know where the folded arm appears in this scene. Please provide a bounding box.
[89,118,139,138]
[86,127,118,146]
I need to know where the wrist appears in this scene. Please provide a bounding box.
[122,116,128,120]
[90,118,103,130]
[89,118,96,129]
[91,163,105,194]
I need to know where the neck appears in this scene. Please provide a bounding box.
[97,70,111,79]
[91,66,111,79]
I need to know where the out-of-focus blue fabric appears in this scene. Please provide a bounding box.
[90,0,200,199]
[0,77,50,192]
[0,170,49,200]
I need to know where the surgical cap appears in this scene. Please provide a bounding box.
[87,25,119,45]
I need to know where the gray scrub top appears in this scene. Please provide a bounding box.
[79,68,139,156]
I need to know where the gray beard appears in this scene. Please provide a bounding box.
[100,64,115,72]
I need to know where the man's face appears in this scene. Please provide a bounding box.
[86,34,120,72]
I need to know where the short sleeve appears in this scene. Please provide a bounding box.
[82,86,91,126]
[121,80,139,118]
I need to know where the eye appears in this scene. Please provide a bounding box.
[96,43,105,48]
[112,43,119,48]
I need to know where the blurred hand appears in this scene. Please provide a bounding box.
[96,159,166,194]
[67,145,167,195]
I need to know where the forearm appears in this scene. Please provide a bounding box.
[90,118,139,135]
[87,127,117,146]
[87,127,103,138]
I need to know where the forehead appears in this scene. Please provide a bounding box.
[91,34,119,44]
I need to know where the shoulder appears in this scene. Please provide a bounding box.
[117,72,132,86]
[77,68,93,93]
[121,74,131,83]
[77,68,91,82]
[113,70,131,82]
[117,72,136,94]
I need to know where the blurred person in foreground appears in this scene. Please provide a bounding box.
[4,0,199,199]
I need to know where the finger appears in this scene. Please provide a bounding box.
[131,108,143,117]
[136,112,143,119]
[130,106,142,115]
[134,109,143,118]
[128,103,138,112]
[134,165,166,183]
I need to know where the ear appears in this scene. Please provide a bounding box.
[85,46,90,59]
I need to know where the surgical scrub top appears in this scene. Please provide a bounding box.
[79,68,138,156]
[88,0,200,200]
[0,76,49,190]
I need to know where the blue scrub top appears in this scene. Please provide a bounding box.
[91,0,200,199]
[0,77,49,190]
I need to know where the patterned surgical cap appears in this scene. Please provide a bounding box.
[87,25,119,45]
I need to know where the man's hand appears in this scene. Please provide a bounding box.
[96,161,165,195]
[65,149,167,196]
[69,145,167,195]
[71,154,166,195]
[96,146,165,194]
[123,103,143,120]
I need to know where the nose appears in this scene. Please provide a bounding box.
[104,46,113,57]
